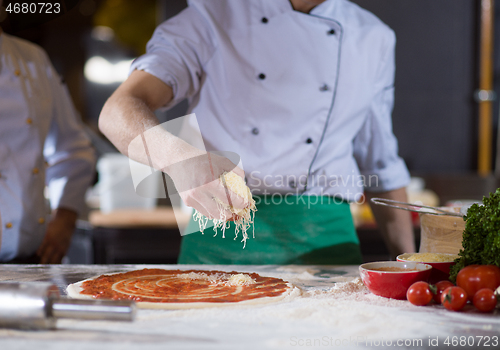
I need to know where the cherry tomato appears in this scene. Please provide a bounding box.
[441,286,468,311]
[456,265,500,301]
[431,280,455,304]
[407,281,433,306]
[472,288,498,313]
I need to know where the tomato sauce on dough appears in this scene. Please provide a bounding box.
[79,269,290,303]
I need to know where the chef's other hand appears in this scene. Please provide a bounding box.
[164,151,248,221]
[37,208,77,264]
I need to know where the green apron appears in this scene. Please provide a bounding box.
[178,196,362,265]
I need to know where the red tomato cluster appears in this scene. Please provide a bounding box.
[406,265,500,312]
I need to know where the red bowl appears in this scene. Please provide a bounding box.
[397,253,457,284]
[359,261,432,299]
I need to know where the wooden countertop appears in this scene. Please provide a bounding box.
[88,207,191,228]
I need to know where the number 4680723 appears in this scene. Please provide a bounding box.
[444,336,498,347]
[6,2,61,14]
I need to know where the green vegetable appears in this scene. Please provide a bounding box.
[449,189,500,282]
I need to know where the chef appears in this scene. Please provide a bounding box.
[0,21,96,263]
[99,0,415,264]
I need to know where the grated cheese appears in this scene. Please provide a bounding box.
[405,253,459,263]
[225,273,256,286]
[177,272,256,286]
[193,171,257,247]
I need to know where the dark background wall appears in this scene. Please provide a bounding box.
[353,1,480,173]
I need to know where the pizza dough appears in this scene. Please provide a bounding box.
[66,268,296,309]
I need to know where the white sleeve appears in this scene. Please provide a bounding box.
[129,5,216,108]
[43,56,96,214]
[353,30,410,192]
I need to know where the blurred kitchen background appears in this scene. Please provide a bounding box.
[1,0,499,264]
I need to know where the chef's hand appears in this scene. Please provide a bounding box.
[164,151,248,220]
[37,208,77,264]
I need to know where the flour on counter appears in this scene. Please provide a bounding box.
[275,266,321,276]
[305,277,367,296]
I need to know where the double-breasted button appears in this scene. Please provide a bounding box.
[32,167,39,175]
[251,128,259,135]
[38,217,45,224]
[327,29,336,35]
[14,69,21,76]
[261,17,268,24]
[258,73,266,80]
[5,222,13,229]
[26,118,33,125]
[306,138,313,144]
[319,84,330,92]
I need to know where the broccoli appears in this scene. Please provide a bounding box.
[449,188,500,282]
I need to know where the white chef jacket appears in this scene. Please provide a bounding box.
[0,33,95,261]
[130,0,410,201]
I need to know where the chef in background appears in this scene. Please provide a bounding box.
[99,0,415,264]
[0,14,96,264]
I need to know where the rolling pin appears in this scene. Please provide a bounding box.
[0,282,136,330]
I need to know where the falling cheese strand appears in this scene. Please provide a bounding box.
[193,171,257,248]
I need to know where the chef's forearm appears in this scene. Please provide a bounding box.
[99,92,159,156]
[98,70,202,170]
[365,187,416,259]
